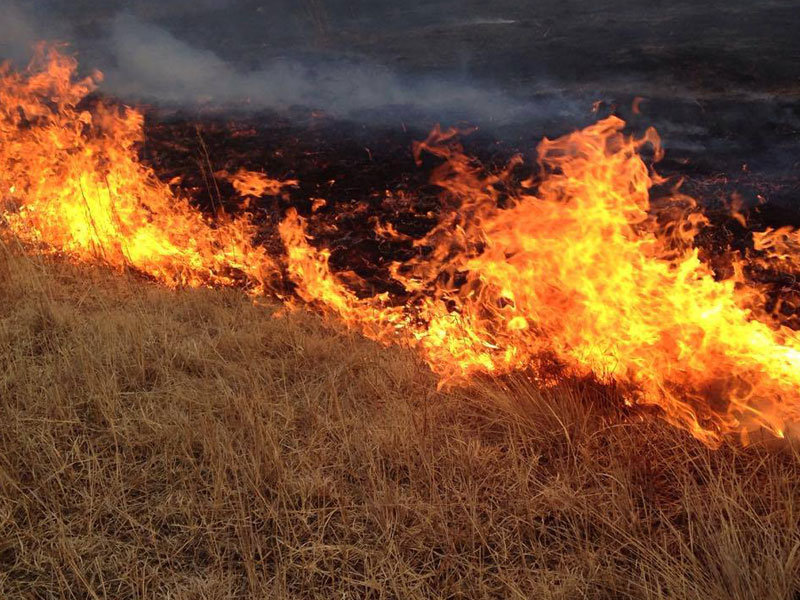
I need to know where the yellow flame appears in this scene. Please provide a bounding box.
[1,46,278,292]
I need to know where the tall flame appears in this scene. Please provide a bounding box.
[279,122,800,445]
[3,47,800,446]
[0,47,277,292]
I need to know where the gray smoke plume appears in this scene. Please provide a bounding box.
[102,13,572,124]
[0,1,45,63]
[0,0,582,126]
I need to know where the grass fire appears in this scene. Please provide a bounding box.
[4,47,800,445]
[1,9,800,598]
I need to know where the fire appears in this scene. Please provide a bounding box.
[281,122,800,445]
[3,47,800,446]
[219,168,298,198]
[0,46,278,293]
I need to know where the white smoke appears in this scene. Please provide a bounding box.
[103,14,573,123]
[0,1,578,125]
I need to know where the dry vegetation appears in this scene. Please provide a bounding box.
[0,243,799,600]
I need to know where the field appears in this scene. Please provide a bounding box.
[1,244,798,599]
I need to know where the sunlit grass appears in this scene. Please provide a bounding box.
[0,244,798,599]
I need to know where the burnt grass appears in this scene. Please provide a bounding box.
[139,98,800,322]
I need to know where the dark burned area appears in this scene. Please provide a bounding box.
[12,0,798,322]
[130,93,800,329]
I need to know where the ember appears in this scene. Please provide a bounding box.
[3,46,800,446]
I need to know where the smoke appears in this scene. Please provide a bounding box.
[0,1,43,63]
[104,14,575,124]
[2,0,797,160]
[107,15,242,103]
[0,1,581,126]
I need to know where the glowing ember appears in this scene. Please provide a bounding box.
[3,47,800,446]
[219,168,298,198]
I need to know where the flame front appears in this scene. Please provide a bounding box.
[0,47,277,292]
[3,48,800,446]
[280,122,800,445]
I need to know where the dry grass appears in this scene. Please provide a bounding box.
[0,243,798,599]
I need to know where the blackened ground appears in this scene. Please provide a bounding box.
[141,93,800,322]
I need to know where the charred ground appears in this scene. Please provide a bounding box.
[136,92,800,322]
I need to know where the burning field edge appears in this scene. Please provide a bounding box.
[6,48,800,446]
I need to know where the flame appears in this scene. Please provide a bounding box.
[219,168,298,198]
[3,47,800,446]
[279,124,800,446]
[0,46,278,292]
[753,227,800,271]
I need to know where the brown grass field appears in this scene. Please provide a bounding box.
[0,242,799,599]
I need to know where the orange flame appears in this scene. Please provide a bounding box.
[1,46,278,293]
[279,121,800,446]
[3,47,800,446]
[219,168,298,198]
